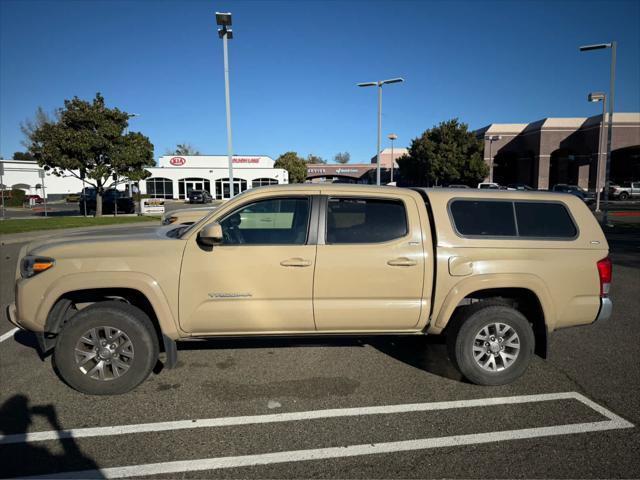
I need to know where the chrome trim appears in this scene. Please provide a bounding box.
[595,298,613,323]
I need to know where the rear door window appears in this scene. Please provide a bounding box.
[327,198,408,244]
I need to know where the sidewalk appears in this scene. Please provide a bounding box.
[0,221,158,245]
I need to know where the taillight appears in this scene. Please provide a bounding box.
[597,257,612,297]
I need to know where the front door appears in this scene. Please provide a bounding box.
[179,194,318,334]
[313,193,427,331]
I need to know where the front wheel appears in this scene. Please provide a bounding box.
[53,301,159,395]
[447,303,534,386]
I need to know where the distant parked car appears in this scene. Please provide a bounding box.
[552,184,594,204]
[507,183,535,191]
[24,194,44,205]
[187,190,213,204]
[80,189,135,215]
[477,182,500,189]
[65,193,81,202]
[609,181,640,200]
[448,184,471,189]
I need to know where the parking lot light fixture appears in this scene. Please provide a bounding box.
[588,92,607,212]
[357,78,405,185]
[580,41,616,226]
[216,11,235,198]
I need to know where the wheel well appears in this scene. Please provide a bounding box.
[46,288,164,351]
[450,288,548,358]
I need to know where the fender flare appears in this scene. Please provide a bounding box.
[36,272,183,340]
[432,273,556,332]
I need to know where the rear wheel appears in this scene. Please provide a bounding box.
[618,191,629,200]
[447,302,534,385]
[53,301,159,395]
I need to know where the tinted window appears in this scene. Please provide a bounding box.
[515,202,577,238]
[450,200,516,236]
[327,198,407,244]
[220,197,310,245]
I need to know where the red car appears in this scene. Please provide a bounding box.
[24,194,44,204]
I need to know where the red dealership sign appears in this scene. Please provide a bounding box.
[170,157,186,166]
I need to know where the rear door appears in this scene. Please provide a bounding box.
[313,191,427,332]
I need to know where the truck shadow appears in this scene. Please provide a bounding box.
[0,394,103,478]
[175,335,465,383]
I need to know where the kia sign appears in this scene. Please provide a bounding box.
[170,157,186,166]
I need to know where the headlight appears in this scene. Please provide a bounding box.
[162,216,178,225]
[21,256,55,278]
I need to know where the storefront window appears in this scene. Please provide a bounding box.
[145,178,173,199]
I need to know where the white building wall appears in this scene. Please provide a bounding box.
[1,155,288,200]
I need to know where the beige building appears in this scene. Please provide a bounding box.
[476,113,640,190]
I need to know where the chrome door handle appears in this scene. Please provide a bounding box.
[387,257,417,267]
[280,258,312,267]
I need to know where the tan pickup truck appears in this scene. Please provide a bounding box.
[7,184,612,395]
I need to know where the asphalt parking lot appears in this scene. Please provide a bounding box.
[0,231,638,478]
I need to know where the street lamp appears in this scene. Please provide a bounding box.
[588,92,607,212]
[357,78,404,185]
[580,41,616,225]
[217,11,235,198]
[388,133,398,183]
[484,135,502,183]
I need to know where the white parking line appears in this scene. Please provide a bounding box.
[0,391,619,445]
[21,391,632,479]
[0,327,18,343]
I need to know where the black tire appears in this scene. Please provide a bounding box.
[53,301,159,395]
[618,192,629,201]
[447,302,534,386]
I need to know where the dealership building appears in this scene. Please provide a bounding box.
[0,155,288,200]
[476,113,640,190]
[305,148,409,183]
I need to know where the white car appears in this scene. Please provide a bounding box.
[477,182,500,189]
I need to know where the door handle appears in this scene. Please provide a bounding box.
[280,258,312,267]
[387,257,417,267]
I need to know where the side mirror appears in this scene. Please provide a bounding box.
[198,222,223,246]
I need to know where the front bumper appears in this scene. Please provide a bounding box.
[6,303,21,329]
[595,298,613,323]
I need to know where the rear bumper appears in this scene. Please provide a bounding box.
[595,298,613,323]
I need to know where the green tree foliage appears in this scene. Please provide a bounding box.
[305,154,326,164]
[334,152,351,164]
[274,151,307,183]
[397,119,488,186]
[167,143,201,156]
[23,93,154,216]
[13,151,35,161]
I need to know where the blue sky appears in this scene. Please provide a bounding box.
[1,0,639,164]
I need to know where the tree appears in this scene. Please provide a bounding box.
[334,152,350,164]
[13,151,34,161]
[397,119,488,187]
[24,93,154,216]
[274,151,307,183]
[305,154,326,164]
[166,143,201,156]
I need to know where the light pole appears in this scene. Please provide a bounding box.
[588,92,607,212]
[357,78,404,185]
[580,41,616,226]
[485,135,502,183]
[216,12,235,199]
[388,133,397,183]
[125,113,140,201]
